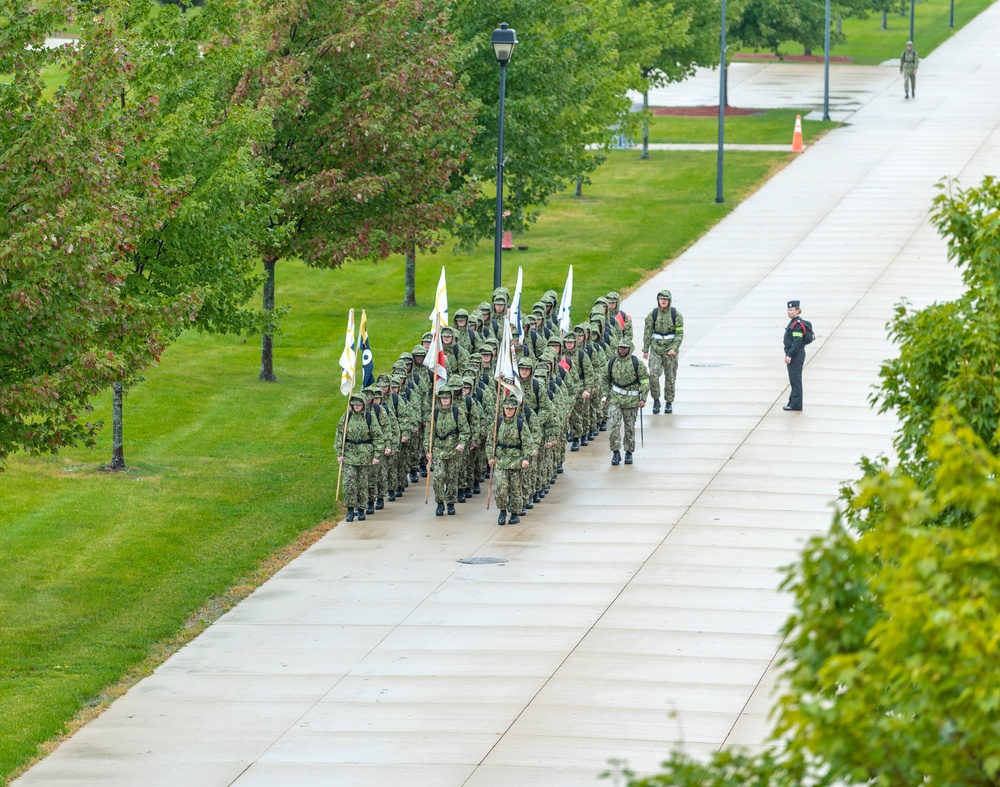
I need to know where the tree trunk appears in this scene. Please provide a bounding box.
[259,256,278,382]
[403,241,417,306]
[836,17,842,34]
[574,177,582,198]
[804,47,812,56]
[882,10,888,29]
[109,382,125,470]
[641,89,650,160]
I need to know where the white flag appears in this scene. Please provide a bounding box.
[428,266,448,327]
[494,318,523,402]
[557,265,574,335]
[338,308,356,396]
[508,266,524,343]
[423,311,449,393]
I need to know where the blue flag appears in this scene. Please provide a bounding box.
[357,310,375,387]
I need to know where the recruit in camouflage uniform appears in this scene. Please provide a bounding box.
[606,291,633,343]
[336,394,384,522]
[425,386,470,516]
[604,338,649,466]
[371,381,403,504]
[362,386,396,513]
[562,331,596,451]
[643,289,684,414]
[489,394,535,525]
[385,374,417,497]
[457,375,486,503]
[900,40,919,99]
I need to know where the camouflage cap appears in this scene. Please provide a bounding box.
[376,373,391,385]
[390,375,404,386]
[574,323,589,334]
[606,291,620,302]
[562,337,577,349]
[454,308,469,320]
[411,344,427,356]
[441,325,456,337]
[479,301,492,313]
[421,331,433,342]
[517,356,535,369]
[546,335,563,346]
[542,290,558,304]
[492,286,510,304]
[349,393,365,405]
[617,337,632,349]
[594,296,609,307]
[361,387,376,399]
[657,289,672,300]
[502,394,520,408]
[436,386,453,398]
[398,351,413,362]
[461,375,475,389]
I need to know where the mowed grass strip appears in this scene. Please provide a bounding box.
[647,108,837,145]
[778,0,996,65]
[0,148,790,781]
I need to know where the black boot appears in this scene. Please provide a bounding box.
[652,399,661,414]
[435,502,445,516]
[624,451,633,465]
[457,489,466,503]
[580,436,588,447]
[357,509,366,521]
[409,471,419,483]
[375,497,384,510]
[498,510,507,525]
[345,507,355,522]
[612,450,621,466]
[557,463,564,474]
[387,491,395,502]
[519,508,527,517]
[366,501,375,515]
[599,421,608,431]
[533,493,542,504]
[570,438,580,452]
[508,513,520,524]
[395,487,404,497]
[664,401,673,414]
[526,498,534,509]
[472,481,481,494]
[447,503,456,515]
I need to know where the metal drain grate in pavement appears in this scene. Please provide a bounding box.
[456,557,508,565]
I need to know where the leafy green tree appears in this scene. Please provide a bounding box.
[238,0,475,379]
[731,0,873,56]
[447,0,648,247]
[620,175,1000,786]
[0,0,186,465]
[97,0,279,468]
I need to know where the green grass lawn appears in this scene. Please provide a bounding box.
[0,148,792,782]
[647,108,837,145]
[776,0,996,65]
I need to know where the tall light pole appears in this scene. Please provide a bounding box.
[910,0,916,43]
[823,0,831,121]
[491,22,517,291]
[715,0,727,205]
[950,0,955,28]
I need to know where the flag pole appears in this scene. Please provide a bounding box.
[425,373,438,504]
[486,374,503,510]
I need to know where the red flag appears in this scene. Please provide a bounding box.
[615,312,626,329]
[558,356,570,373]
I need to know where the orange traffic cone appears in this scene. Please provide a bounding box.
[791,115,804,153]
[501,230,514,250]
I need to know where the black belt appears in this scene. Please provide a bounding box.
[496,443,521,449]
[345,439,372,445]
[437,429,458,439]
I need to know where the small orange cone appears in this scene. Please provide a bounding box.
[501,230,514,250]
[791,114,804,153]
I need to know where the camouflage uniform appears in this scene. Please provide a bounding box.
[457,376,486,501]
[336,394,384,521]
[387,375,418,496]
[489,395,535,524]
[425,387,471,515]
[606,291,634,343]
[604,340,649,463]
[363,386,396,511]
[561,334,595,451]
[643,289,684,413]
[900,41,919,98]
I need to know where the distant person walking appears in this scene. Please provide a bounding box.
[783,300,808,411]
[642,289,684,414]
[901,41,919,99]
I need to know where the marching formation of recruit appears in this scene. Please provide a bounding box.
[335,284,663,525]
[783,299,813,411]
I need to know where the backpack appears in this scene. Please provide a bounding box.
[794,318,815,345]
[649,306,677,328]
[607,355,640,388]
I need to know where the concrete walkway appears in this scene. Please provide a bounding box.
[17,6,1000,786]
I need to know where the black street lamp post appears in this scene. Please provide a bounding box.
[910,0,916,43]
[491,22,517,291]
[715,0,727,205]
[823,0,831,121]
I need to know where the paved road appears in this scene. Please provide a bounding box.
[17,6,1000,786]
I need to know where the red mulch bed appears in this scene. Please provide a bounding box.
[651,106,764,117]
[734,52,852,63]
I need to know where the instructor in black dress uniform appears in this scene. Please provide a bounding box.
[783,300,805,411]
